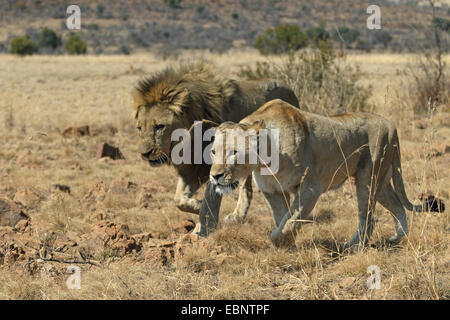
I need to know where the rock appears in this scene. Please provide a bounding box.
[340,277,356,288]
[414,120,426,130]
[51,184,71,194]
[90,211,106,222]
[0,197,29,227]
[17,149,31,166]
[425,144,450,158]
[172,219,196,234]
[13,188,42,208]
[136,188,153,208]
[109,179,137,194]
[14,219,31,233]
[132,232,154,244]
[144,247,174,266]
[83,181,107,202]
[3,243,26,265]
[79,220,141,258]
[62,125,90,137]
[96,143,125,160]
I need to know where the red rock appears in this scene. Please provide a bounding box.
[62,125,90,137]
[51,184,71,194]
[79,220,141,258]
[172,219,196,234]
[425,144,450,158]
[17,149,31,166]
[109,179,137,194]
[0,197,29,227]
[13,188,41,208]
[96,143,125,160]
[83,181,107,202]
[132,232,153,244]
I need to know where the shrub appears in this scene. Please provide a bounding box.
[371,30,392,48]
[96,4,104,18]
[306,26,330,46]
[333,27,360,47]
[238,41,372,114]
[38,27,62,49]
[64,34,87,54]
[9,35,38,55]
[403,1,448,114]
[196,5,205,14]
[164,0,182,8]
[433,17,450,32]
[254,24,308,55]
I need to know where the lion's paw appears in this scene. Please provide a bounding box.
[224,213,245,225]
[270,228,295,248]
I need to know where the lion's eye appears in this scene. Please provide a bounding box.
[137,126,142,132]
[154,124,165,131]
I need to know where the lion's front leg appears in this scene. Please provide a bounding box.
[224,174,253,225]
[271,182,322,247]
[195,181,223,236]
[174,177,202,214]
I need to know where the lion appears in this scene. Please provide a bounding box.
[208,99,443,248]
[132,62,299,235]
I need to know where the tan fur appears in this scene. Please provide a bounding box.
[131,62,299,234]
[210,99,432,248]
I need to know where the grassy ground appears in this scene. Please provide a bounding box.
[0,51,448,299]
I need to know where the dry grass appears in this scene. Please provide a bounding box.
[0,51,448,300]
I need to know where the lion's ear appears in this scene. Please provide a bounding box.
[188,119,218,135]
[241,120,264,134]
[169,88,190,115]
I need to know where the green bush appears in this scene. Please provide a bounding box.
[164,0,182,8]
[306,26,330,46]
[254,24,308,55]
[64,34,87,55]
[39,27,62,49]
[333,27,360,47]
[238,41,372,114]
[372,30,392,48]
[433,17,450,32]
[9,35,38,55]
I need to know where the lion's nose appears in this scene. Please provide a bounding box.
[211,173,224,182]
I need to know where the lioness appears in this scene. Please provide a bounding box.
[209,99,442,248]
[132,62,299,235]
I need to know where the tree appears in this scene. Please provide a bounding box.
[9,35,38,55]
[306,26,330,46]
[254,24,308,55]
[39,27,62,49]
[64,34,87,55]
[334,27,360,47]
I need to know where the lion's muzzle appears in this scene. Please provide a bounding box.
[141,149,168,166]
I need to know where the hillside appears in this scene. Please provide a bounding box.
[0,0,449,54]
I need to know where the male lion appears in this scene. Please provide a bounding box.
[209,99,443,248]
[132,62,299,235]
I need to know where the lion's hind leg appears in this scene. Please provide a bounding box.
[346,166,377,250]
[376,183,408,244]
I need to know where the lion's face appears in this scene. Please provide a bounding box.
[209,122,261,194]
[134,103,183,166]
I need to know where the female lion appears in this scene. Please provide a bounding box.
[208,99,441,248]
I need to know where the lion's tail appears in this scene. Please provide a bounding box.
[391,130,435,212]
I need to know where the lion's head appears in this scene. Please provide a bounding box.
[209,121,264,194]
[131,62,235,167]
